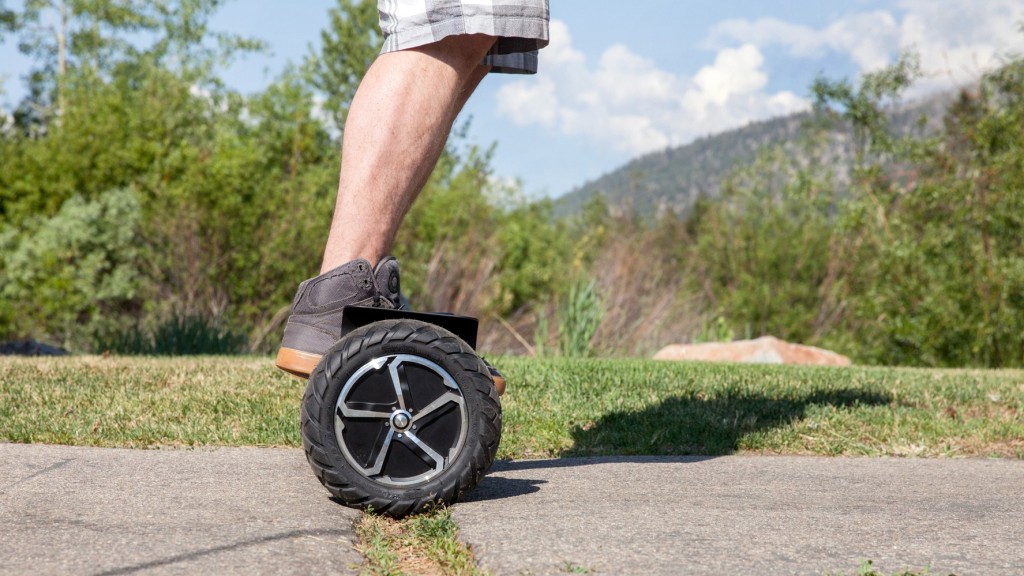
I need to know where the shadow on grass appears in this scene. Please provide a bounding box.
[466,388,893,503]
[564,388,893,457]
[464,385,888,502]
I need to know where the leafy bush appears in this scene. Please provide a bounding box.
[96,313,247,356]
[694,314,736,344]
[818,53,1024,367]
[1,188,142,349]
[689,138,841,347]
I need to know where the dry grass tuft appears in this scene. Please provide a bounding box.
[355,505,484,576]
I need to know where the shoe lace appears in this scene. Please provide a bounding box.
[365,274,398,310]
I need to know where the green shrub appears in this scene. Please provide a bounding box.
[694,314,736,344]
[0,188,142,349]
[818,52,1024,367]
[558,278,604,357]
[96,312,246,355]
[689,139,840,346]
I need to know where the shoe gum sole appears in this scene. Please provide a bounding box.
[486,365,506,396]
[275,347,321,379]
[276,346,506,395]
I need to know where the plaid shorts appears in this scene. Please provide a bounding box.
[378,0,549,74]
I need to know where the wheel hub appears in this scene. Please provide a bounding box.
[333,354,468,487]
[390,410,412,431]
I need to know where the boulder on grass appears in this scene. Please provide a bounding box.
[653,336,850,366]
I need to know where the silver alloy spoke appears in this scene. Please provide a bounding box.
[338,405,392,420]
[402,431,445,475]
[411,392,464,424]
[363,427,395,477]
[388,360,408,411]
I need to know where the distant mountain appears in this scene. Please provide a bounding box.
[556,91,957,217]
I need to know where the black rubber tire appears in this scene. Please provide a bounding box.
[300,318,501,517]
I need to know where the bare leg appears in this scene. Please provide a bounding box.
[321,34,495,273]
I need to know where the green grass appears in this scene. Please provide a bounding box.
[0,356,303,447]
[497,357,1024,459]
[1,355,1021,459]
[355,505,483,576]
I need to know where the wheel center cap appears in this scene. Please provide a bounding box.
[391,410,412,431]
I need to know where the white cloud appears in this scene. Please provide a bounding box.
[897,0,1024,92]
[706,11,901,72]
[496,75,559,127]
[689,44,768,109]
[706,0,1024,95]
[496,20,809,156]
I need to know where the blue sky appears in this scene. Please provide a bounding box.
[3,0,1023,197]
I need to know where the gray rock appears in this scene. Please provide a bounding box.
[0,340,69,356]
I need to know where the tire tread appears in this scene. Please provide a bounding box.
[300,319,500,518]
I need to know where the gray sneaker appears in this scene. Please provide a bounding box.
[275,257,401,377]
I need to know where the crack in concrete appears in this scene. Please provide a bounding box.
[1,458,74,492]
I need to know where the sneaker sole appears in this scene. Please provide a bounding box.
[275,347,322,379]
[487,365,506,396]
[276,346,506,395]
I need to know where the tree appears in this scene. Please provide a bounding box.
[0,1,18,39]
[9,0,260,129]
[13,0,160,125]
[813,49,1024,367]
[690,136,841,345]
[0,0,293,349]
[811,52,923,168]
[305,0,380,133]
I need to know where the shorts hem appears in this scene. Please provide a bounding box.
[380,16,549,53]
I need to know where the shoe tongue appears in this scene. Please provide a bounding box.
[374,257,401,307]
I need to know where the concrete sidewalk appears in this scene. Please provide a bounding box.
[0,444,361,575]
[454,456,1024,575]
[2,444,1022,575]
